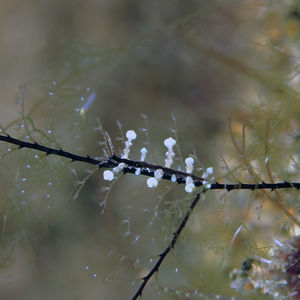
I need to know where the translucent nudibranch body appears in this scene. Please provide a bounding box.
[164,137,176,168]
[80,92,96,117]
[122,130,137,159]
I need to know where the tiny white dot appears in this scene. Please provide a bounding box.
[171,174,177,182]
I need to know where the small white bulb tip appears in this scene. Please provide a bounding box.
[147,178,158,188]
[185,157,194,165]
[103,170,114,181]
[140,147,148,154]
[164,137,176,148]
[185,184,195,193]
[126,130,137,140]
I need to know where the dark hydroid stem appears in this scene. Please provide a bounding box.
[131,193,202,300]
[210,181,300,191]
[1,134,300,191]
[0,134,100,165]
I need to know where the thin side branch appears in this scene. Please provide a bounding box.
[131,193,202,300]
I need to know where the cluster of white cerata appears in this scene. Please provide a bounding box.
[103,130,214,193]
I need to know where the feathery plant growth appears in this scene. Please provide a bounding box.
[3,91,300,299]
[2,1,300,300]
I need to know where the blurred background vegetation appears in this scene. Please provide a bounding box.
[1,0,300,299]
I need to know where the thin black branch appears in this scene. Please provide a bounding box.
[0,134,100,165]
[131,193,202,300]
[1,134,300,191]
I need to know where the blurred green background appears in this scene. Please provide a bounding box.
[1,0,300,299]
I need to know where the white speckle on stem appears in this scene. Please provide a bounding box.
[171,174,177,182]
[154,169,163,180]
